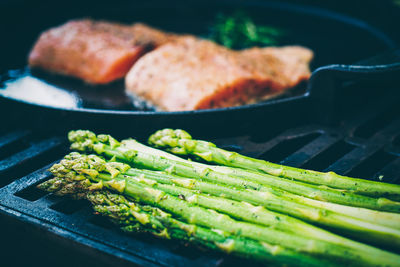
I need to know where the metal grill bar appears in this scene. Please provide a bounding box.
[0,130,30,150]
[0,137,64,173]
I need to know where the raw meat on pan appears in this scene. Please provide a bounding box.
[125,37,313,111]
[28,20,178,84]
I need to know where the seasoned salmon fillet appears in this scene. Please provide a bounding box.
[28,20,178,84]
[125,37,313,111]
[130,23,182,48]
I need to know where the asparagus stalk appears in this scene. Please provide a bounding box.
[84,162,400,247]
[46,153,400,266]
[80,183,340,267]
[114,138,400,229]
[148,129,400,199]
[55,151,400,244]
[91,191,340,267]
[274,189,400,230]
[68,130,400,212]
[47,154,400,266]
[39,177,329,267]
[59,153,392,242]
[120,138,400,229]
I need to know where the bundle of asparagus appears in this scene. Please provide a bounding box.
[148,129,400,199]
[39,175,334,267]
[37,129,400,266]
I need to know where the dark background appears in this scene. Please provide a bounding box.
[0,0,399,73]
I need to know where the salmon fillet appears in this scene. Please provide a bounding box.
[125,37,313,111]
[130,23,182,48]
[28,20,178,84]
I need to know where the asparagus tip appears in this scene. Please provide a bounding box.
[148,128,196,155]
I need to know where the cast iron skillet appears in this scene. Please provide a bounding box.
[1,0,400,137]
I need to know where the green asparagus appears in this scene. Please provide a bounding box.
[40,178,335,267]
[115,138,400,228]
[129,168,400,230]
[92,194,338,267]
[120,170,400,246]
[45,153,400,266]
[68,130,400,212]
[148,129,400,199]
[120,138,400,229]
[56,152,400,247]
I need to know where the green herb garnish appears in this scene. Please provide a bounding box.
[210,10,285,49]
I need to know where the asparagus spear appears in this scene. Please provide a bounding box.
[148,129,400,199]
[74,157,400,247]
[68,130,400,212]
[46,153,400,266]
[274,189,400,230]
[54,152,395,242]
[119,138,400,229]
[91,193,338,267]
[114,171,400,246]
[55,151,400,243]
[43,178,334,267]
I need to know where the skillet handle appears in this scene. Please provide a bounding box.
[308,49,400,122]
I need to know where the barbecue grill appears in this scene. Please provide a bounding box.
[0,0,399,266]
[1,80,399,267]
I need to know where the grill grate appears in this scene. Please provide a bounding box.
[0,95,399,266]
